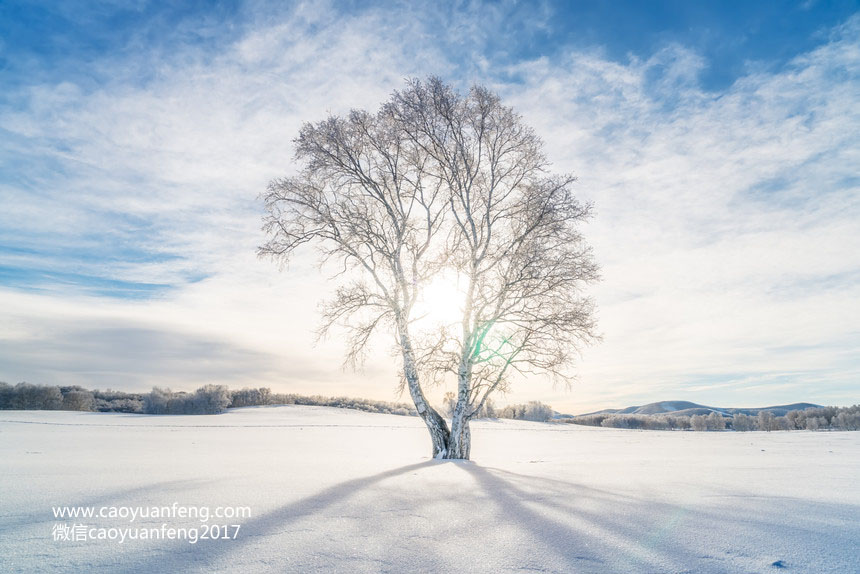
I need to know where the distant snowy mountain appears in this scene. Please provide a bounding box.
[573,401,821,418]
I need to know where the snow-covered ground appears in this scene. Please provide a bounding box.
[1,406,858,573]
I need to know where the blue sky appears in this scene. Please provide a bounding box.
[3,1,857,87]
[1,0,858,412]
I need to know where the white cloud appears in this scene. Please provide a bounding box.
[500,15,860,410]
[0,6,857,412]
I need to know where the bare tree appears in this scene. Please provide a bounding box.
[732,413,755,431]
[260,78,599,459]
[690,414,707,431]
[386,78,599,458]
[706,411,726,430]
[758,410,775,432]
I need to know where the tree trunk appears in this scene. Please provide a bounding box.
[448,412,471,459]
[397,318,451,457]
[446,360,473,460]
[421,404,451,458]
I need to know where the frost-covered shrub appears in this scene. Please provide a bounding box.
[229,387,272,408]
[1,382,63,410]
[805,406,837,427]
[90,389,145,412]
[143,385,231,414]
[561,413,609,427]
[254,392,417,416]
[523,401,554,421]
[758,411,775,431]
[773,416,791,431]
[191,385,232,414]
[690,415,707,431]
[833,411,860,430]
[706,412,726,431]
[786,409,806,430]
[644,416,670,430]
[93,397,143,413]
[268,393,298,405]
[143,387,172,414]
[600,415,628,428]
[731,413,755,431]
[62,390,95,411]
[673,415,691,430]
[0,383,145,412]
[496,401,554,421]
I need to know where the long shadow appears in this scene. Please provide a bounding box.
[104,462,701,573]
[113,460,440,574]
[461,464,860,573]
[26,459,859,573]
[473,466,684,534]
[481,466,642,502]
[458,463,705,573]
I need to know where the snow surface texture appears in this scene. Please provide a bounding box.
[1,406,858,573]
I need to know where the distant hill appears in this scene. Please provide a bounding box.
[572,401,822,418]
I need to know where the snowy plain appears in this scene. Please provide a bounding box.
[1,405,858,573]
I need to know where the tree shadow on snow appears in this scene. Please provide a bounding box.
[458,464,705,573]
[459,464,860,573]
[111,461,439,574]
[98,460,859,574]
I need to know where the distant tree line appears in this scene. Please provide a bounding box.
[1,381,559,420]
[0,382,421,416]
[0,382,145,413]
[440,392,555,422]
[564,412,696,430]
[563,405,860,431]
[4,381,854,429]
[230,388,555,420]
[0,382,418,416]
[143,385,232,415]
[258,391,418,417]
[495,401,555,422]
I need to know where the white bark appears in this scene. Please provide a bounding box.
[397,316,450,457]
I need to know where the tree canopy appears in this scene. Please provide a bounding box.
[260,77,599,459]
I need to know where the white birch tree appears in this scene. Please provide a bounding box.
[260,78,599,459]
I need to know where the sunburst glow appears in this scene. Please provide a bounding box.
[413,274,467,329]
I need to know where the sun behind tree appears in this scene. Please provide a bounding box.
[259,77,599,459]
[412,272,466,330]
